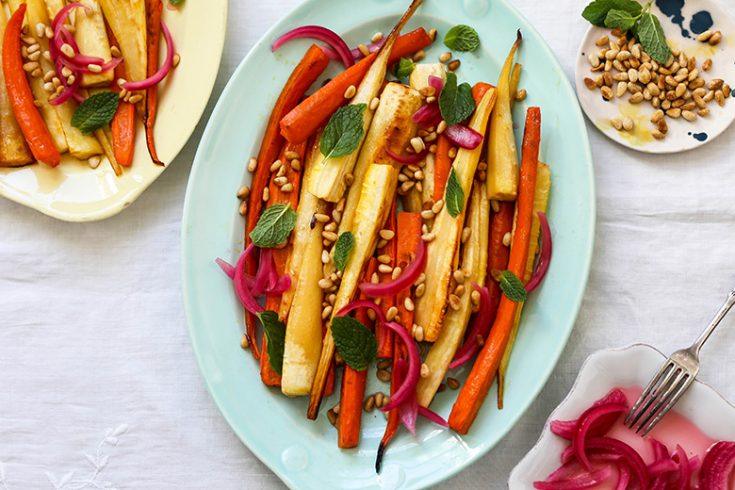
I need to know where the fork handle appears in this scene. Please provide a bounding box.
[690,288,735,355]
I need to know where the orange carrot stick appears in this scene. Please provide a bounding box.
[144,0,163,165]
[432,135,451,202]
[244,44,331,359]
[376,212,422,471]
[259,140,308,386]
[107,26,135,167]
[279,28,433,144]
[448,107,541,434]
[486,201,514,334]
[338,258,379,449]
[2,5,59,167]
[376,199,397,359]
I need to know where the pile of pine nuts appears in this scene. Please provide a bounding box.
[583,29,730,140]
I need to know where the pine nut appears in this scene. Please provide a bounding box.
[709,31,722,45]
[439,51,452,63]
[702,58,712,71]
[236,185,250,200]
[88,156,101,169]
[420,209,434,220]
[461,227,471,243]
[651,110,664,123]
[615,81,627,97]
[595,35,609,47]
[415,283,426,298]
[515,89,527,101]
[413,325,424,342]
[378,264,393,274]
[280,183,293,193]
[247,157,257,172]
[447,377,460,390]
[622,117,634,131]
[421,232,435,242]
[370,97,380,111]
[379,229,395,241]
[601,86,613,100]
[448,294,461,311]
[343,84,356,99]
[377,369,392,382]
[629,92,644,104]
[447,59,460,71]
[682,110,697,122]
[697,30,713,42]
[666,108,682,118]
[420,363,430,378]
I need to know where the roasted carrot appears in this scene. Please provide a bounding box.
[107,27,135,167]
[259,140,308,386]
[448,107,541,434]
[144,0,163,165]
[338,258,379,449]
[497,162,550,409]
[376,199,397,359]
[376,212,422,472]
[486,202,514,335]
[279,28,433,144]
[2,4,59,167]
[432,135,451,202]
[244,44,331,359]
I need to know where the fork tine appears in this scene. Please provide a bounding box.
[625,361,674,427]
[633,368,688,434]
[641,373,693,436]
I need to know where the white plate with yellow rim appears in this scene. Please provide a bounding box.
[574,0,735,154]
[0,0,227,221]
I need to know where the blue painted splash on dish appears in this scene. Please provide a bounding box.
[657,0,689,37]
[690,10,714,34]
[688,131,709,141]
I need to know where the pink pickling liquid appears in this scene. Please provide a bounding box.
[574,386,716,490]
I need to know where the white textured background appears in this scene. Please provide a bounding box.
[2,0,735,488]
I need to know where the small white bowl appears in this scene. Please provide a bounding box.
[574,0,735,153]
[508,344,735,488]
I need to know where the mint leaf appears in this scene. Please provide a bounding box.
[395,57,415,80]
[444,168,464,218]
[638,12,672,63]
[604,8,638,31]
[444,25,480,52]
[582,0,642,26]
[71,91,119,134]
[331,316,377,371]
[333,231,354,271]
[320,104,366,159]
[499,270,527,302]
[249,203,297,248]
[439,72,475,126]
[257,311,286,375]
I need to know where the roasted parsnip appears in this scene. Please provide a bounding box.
[487,31,522,201]
[331,82,423,273]
[309,0,422,202]
[408,62,446,92]
[307,82,422,419]
[416,181,489,407]
[280,138,328,396]
[74,0,114,87]
[414,87,497,342]
[0,5,32,166]
[98,0,146,84]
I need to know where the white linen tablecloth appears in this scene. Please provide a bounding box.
[2,0,735,488]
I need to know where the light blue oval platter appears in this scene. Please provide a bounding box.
[181,0,596,488]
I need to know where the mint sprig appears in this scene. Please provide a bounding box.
[444,25,480,52]
[439,72,475,127]
[321,104,366,159]
[444,168,464,218]
[333,231,354,271]
[258,311,286,375]
[71,91,119,134]
[581,0,671,64]
[249,203,297,248]
[582,0,641,26]
[498,270,527,302]
[331,316,377,371]
[395,57,415,80]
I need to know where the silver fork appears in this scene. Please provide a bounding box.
[625,287,735,436]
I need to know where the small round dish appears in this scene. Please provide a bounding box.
[0,2,227,222]
[508,343,735,488]
[574,0,735,154]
